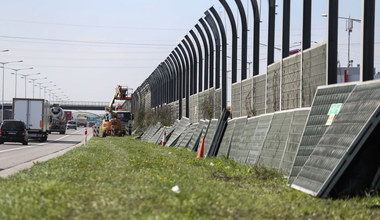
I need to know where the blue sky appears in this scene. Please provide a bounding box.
[0,0,378,102]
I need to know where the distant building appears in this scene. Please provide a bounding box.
[337,67,377,83]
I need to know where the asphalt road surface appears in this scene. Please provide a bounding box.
[0,127,92,177]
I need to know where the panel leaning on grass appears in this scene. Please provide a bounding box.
[287,83,357,184]
[218,119,237,158]
[227,116,248,163]
[141,123,161,142]
[178,123,198,148]
[257,111,294,170]
[202,119,218,156]
[174,125,191,147]
[278,109,310,176]
[207,109,231,157]
[187,120,206,151]
[245,114,274,166]
[292,80,380,197]
[166,117,190,147]
[149,127,164,144]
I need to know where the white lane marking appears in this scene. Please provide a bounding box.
[0,128,86,153]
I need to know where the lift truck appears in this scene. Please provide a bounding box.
[102,85,133,137]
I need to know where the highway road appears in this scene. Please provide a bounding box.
[0,127,92,177]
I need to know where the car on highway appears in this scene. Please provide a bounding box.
[0,120,28,145]
[66,120,77,130]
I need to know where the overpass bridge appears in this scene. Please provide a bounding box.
[1,100,109,111]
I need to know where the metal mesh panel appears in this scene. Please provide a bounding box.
[149,127,164,144]
[178,123,198,148]
[246,114,274,166]
[227,117,248,162]
[257,112,293,170]
[175,125,192,147]
[188,120,206,151]
[203,119,218,156]
[166,117,190,147]
[288,84,356,184]
[141,123,161,142]
[279,109,310,176]
[218,119,237,158]
[292,81,380,197]
[140,124,154,141]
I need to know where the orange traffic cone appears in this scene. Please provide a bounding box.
[161,130,167,146]
[197,136,205,158]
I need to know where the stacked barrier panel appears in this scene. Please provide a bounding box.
[245,114,274,166]
[203,119,218,156]
[227,117,248,162]
[188,120,206,151]
[288,84,356,184]
[218,119,237,158]
[166,117,190,147]
[279,109,310,176]
[149,127,164,144]
[292,81,380,197]
[178,123,198,148]
[257,111,294,170]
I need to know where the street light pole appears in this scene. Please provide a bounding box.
[9,67,33,98]
[0,59,23,122]
[29,77,47,98]
[322,14,361,67]
[20,73,40,98]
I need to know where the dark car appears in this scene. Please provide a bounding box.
[66,120,77,130]
[0,120,28,145]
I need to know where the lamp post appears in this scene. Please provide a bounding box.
[9,67,33,98]
[47,87,60,102]
[322,14,361,67]
[29,76,47,98]
[19,73,40,98]
[0,59,23,122]
[43,83,56,100]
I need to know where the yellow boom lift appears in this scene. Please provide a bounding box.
[102,85,133,137]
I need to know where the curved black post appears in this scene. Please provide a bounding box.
[185,35,198,95]
[174,48,184,118]
[178,44,190,118]
[199,18,214,89]
[361,0,375,81]
[234,0,248,80]
[162,61,172,103]
[250,0,260,75]
[327,0,338,84]
[195,24,209,90]
[220,0,238,83]
[267,0,276,65]
[157,65,165,105]
[205,11,221,89]
[147,75,155,107]
[167,56,177,102]
[189,30,203,93]
[169,53,179,101]
[164,58,174,103]
[161,65,168,104]
[282,0,290,58]
[210,7,227,109]
[302,0,312,50]
[155,68,164,106]
[183,38,194,96]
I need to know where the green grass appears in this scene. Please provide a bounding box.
[0,137,380,219]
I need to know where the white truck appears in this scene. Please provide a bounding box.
[13,98,50,142]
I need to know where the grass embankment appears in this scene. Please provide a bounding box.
[0,137,379,219]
